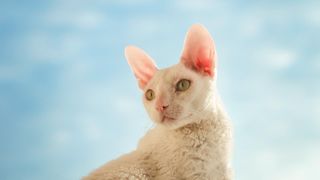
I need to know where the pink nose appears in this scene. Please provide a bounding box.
[156,105,169,112]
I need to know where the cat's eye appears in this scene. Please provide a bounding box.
[145,89,155,101]
[176,79,191,92]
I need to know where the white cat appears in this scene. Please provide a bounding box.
[84,24,233,180]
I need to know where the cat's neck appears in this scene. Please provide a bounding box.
[138,102,229,151]
[174,101,228,136]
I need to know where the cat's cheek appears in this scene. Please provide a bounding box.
[143,104,161,124]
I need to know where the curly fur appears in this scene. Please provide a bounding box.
[84,24,233,180]
[84,105,232,180]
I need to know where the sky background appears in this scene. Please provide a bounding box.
[1,0,320,179]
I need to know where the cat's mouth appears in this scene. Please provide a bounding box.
[161,113,193,123]
[161,115,176,122]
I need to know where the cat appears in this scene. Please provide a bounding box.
[84,24,233,180]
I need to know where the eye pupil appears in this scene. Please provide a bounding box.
[182,81,187,87]
[176,79,190,91]
[145,89,155,100]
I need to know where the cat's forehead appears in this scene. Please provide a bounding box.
[146,63,197,90]
[149,67,176,85]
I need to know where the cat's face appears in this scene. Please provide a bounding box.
[142,63,216,128]
[125,24,218,129]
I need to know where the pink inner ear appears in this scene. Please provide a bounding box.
[125,46,158,89]
[180,24,217,77]
[195,46,215,77]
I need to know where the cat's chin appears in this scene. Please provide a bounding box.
[158,114,194,129]
[161,116,176,123]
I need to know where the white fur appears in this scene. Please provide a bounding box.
[84,65,232,180]
[84,24,233,180]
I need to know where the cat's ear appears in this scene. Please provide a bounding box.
[180,24,217,77]
[125,46,158,90]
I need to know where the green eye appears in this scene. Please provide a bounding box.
[176,79,191,91]
[145,89,155,101]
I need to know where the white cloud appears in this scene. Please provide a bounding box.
[24,32,85,62]
[313,54,320,70]
[100,0,153,6]
[312,96,320,128]
[247,144,320,180]
[255,48,297,69]
[114,95,141,114]
[303,3,320,27]
[25,33,59,60]
[0,66,22,80]
[51,130,72,148]
[46,10,103,29]
[274,146,320,180]
[43,0,104,30]
[239,15,263,37]
[174,0,218,12]
[81,119,104,142]
[253,150,278,169]
[126,17,163,39]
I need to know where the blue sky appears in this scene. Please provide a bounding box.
[0,0,320,179]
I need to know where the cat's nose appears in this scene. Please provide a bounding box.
[156,105,169,112]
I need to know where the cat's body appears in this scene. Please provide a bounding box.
[85,106,232,180]
[84,24,233,180]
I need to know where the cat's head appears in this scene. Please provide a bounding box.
[125,24,218,129]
